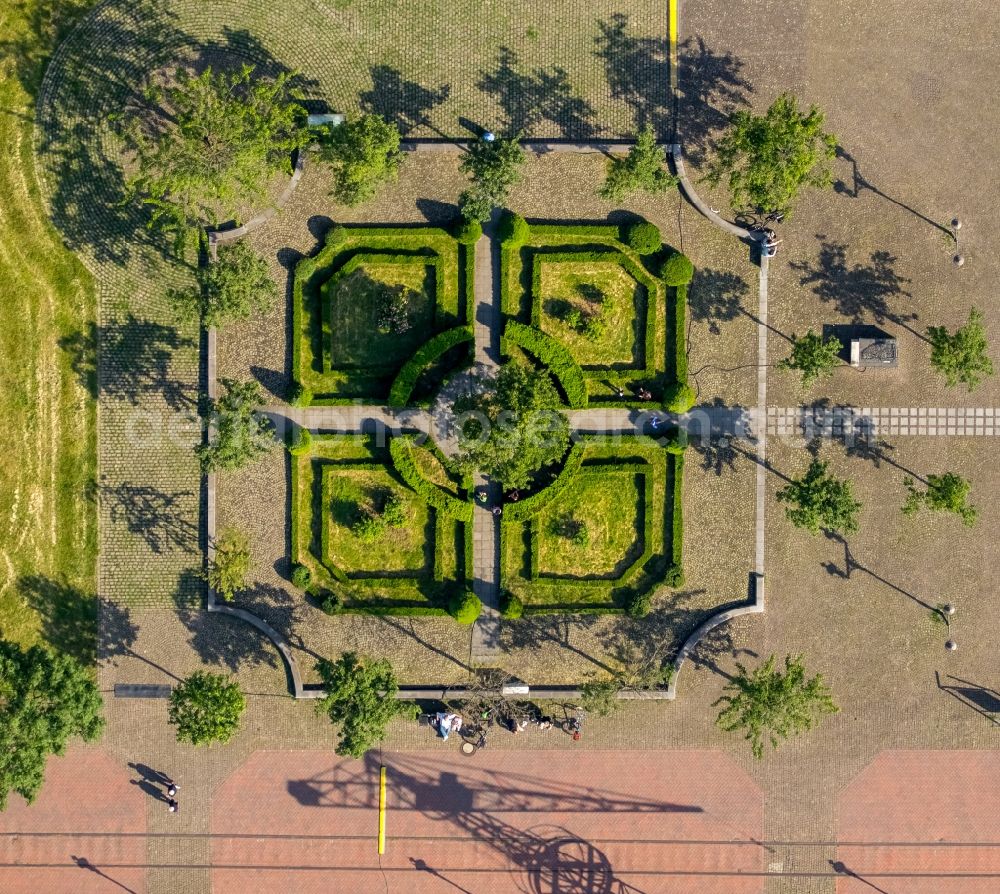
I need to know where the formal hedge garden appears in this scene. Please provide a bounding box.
[292,225,475,405]
[498,216,693,409]
[289,432,473,616]
[499,436,685,616]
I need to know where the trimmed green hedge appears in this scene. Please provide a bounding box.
[625,220,661,255]
[498,211,530,246]
[662,251,694,286]
[501,442,587,522]
[449,588,482,624]
[389,436,475,521]
[454,218,482,244]
[501,321,587,408]
[388,326,474,407]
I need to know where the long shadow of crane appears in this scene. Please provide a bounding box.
[288,752,705,894]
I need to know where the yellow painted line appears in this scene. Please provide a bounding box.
[377,765,387,854]
[669,0,679,91]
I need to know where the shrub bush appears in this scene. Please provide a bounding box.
[664,381,696,413]
[290,564,312,590]
[499,590,524,619]
[288,425,312,456]
[664,564,685,587]
[289,381,313,407]
[320,593,342,615]
[498,211,530,246]
[625,590,653,618]
[664,428,688,454]
[625,220,662,255]
[449,588,482,624]
[454,218,482,244]
[661,251,694,286]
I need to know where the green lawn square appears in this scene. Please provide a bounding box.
[500,437,678,612]
[322,466,431,577]
[324,256,436,370]
[536,258,648,369]
[535,469,645,579]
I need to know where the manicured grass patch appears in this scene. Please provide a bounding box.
[324,259,435,369]
[290,434,471,614]
[500,437,684,613]
[501,222,673,405]
[536,258,645,368]
[536,471,643,578]
[293,226,472,404]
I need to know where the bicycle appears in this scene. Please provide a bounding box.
[563,706,586,740]
[734,208,785,231]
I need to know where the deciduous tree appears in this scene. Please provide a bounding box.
[458,134,525,221]
[927,308,994,391]
[0,641,104,809]
[196,379,274,473]
[454,361,569,490]
[703,93,837,215]
[776,458,861,535]
[779,330,842,386]
[168,672,246,745]
[172,240,278,328]
[600,126,677,201]
[204,528,252,600]
[315,652,415,758]
[903,472,977,526]
[319,113,403,206]
[715,654,838,759]
[123,64,309,249]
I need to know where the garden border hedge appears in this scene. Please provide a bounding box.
[389,436,475,521]
[388,326,474,408]
[501,321,588,408]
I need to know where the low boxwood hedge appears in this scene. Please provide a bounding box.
[501,321,587,408]
[389,436,475,521]
[388,326,474,407]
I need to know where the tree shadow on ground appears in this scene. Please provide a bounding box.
[688,268,750,334]
[0,0,93,97]
[100,479,199,554]
[477,46,595,139]
[790,236,925,341]
[499,613,615,674]
[60,315,197,410]
[178,598,282,674]
[594,13,671,138]
[690,436,740,476]
[360,65,451,136]
[675,36,752,166]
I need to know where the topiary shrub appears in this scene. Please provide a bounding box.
[449,588,482,625]
[320,593,342,615]
[661,251,694,286]
[288,425,312,456]
[290,563,312,590]
[664,428,688,454]
[625,220,661,255]
[498,211,530,246]
[625,590,652,618]
[289,381,313,407]
[454,218,483,244]
[664,564,685,588]
[500,590,524,619]
[664,381,696,413]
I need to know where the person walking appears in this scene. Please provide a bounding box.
[167,798,179,813]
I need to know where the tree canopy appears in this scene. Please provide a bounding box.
[168,672,246,745]
[715,654,838,759]
[196,378,274,473]
[600,126,677,201]
[458,134,526,221]
[172,240,278,328]
[779,330,842,387]
[776,458,861,535]
[703,93,837,215]
[124,64,309,249]
[903,472,977,526]
[927,308,994,391]
[0,641,105,809]
[205,527,253,599]
[315,652,415,758]
[319,113,403,206]
[454,360,570,490]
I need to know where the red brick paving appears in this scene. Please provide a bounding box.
[837,750,1000,894]
[0,746,145,894]
[211,748,764,893]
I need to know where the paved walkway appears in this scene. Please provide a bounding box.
[470,219,503,660]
